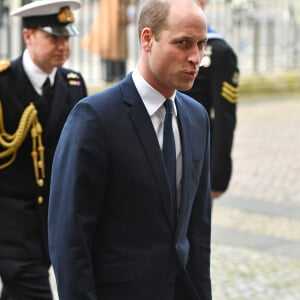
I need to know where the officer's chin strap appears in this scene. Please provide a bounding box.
[0,101,45,203]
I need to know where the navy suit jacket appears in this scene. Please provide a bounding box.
[48,74,212,300]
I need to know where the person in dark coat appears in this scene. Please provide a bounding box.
[48,0,212,299]
[0,1,87,299]
[183,0,239,200]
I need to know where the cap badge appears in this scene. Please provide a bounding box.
[57,7,74,24]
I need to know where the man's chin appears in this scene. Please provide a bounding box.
[53,62,65,68]
[54,57,68,66]
[178,81,194,92]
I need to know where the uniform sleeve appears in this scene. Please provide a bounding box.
[209,40,239,192]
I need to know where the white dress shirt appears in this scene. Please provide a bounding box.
[132,69,182,207]
[22,49,56,96]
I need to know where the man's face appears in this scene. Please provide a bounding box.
[24,28,70,73]
[145,2,207,97]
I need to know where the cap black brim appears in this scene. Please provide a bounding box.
[41,24,79,37]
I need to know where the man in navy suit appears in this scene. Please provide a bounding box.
[48,0,212,299]
[0,1,87,299]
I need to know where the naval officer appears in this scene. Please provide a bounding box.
[0,1,87,299]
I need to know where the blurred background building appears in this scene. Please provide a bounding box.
[1,0,300,85]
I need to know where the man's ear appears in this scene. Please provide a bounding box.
[22,28,32,45]
[141,27,153,52]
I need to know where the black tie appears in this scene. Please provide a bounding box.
[42,77,53,102]
[38,77,53,121]
[162,99,177,219]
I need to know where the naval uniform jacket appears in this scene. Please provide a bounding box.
[183,25,239,192]
[0,55,87,261]
[48,74,212,300]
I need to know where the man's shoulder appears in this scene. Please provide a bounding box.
[58,67,83,80]
[57,67,86,89]
[0,59,11,75]
[0,60,14,90]
[208,37,230,49]
[0,57,23,80]
[208,37,236,55]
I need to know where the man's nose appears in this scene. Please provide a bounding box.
[189,45,203,66]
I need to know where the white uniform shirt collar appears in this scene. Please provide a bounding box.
[22,49,57,95]
[132,68,177,116]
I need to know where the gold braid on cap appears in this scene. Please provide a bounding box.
[0,101,45,201]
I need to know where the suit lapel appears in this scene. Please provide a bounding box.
[175,96,195,233]
[120,77,175,228]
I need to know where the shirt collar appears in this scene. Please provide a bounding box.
[132,68,177,117]
[22,49,57,94]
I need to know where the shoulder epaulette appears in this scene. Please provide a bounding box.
[0,60,10,73]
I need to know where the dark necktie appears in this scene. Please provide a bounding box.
[39,77,53,121]
[42,77,53,102]
[162,99,177,219]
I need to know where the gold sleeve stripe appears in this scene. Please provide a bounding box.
[221,81,238,104]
